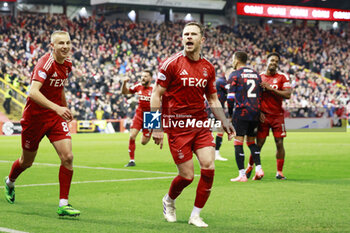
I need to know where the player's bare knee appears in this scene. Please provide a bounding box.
[141,137,150,145]
[275,138,284,148]
[19,157,34,168]
[186,174,195,180]
[181,172,194,180]
[179,169,194,180]
[277,144,284,151]
[201,161,215,170]
[61,152,74,165]
[21,161,33,169]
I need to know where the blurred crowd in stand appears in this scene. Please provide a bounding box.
[0,14,348,126]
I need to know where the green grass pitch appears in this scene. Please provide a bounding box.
[0,132,349,233]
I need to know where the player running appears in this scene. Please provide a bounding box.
[151,22,234,227]
[245,52,292,180]
[121,70,153,167]
[228,51,264,182]
[3,31,80,217]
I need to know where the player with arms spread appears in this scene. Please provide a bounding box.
[121,70,153,167]
[3,31,80,217]
[228,51,264,182]
[151,22,234,228]
[245,52,292,180]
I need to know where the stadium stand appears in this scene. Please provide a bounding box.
[0,14,348,121]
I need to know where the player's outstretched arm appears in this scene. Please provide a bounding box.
[29,81,72,121]
[207,93,235,140]
[121,77,132,94]
[150,84,166,149]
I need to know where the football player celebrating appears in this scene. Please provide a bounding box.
[3,31,80,217]
[245,52,292,180]
[121,70,153,167]
[151,22,234,228]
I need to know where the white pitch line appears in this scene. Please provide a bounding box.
[0,176,176,189]
[0,227,29,233]
[0,160,200,189]
[0,160,178,175]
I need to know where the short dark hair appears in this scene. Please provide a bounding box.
[143,69,153,77]
[234,51,248,64]
[267,52,280,61]
[184,22,204,36]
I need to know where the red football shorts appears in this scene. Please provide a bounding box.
[21,116,71,152]
[257,114,286,138]
[167,128,215,165]
[130,109,150,137]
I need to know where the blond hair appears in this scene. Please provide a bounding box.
[50,30,70,44]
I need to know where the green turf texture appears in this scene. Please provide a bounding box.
[0,132,349,233]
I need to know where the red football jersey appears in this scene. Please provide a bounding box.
[129,83,152,111]
[260,71,291,116]
[23,53,72,121]
[157,51,216,121]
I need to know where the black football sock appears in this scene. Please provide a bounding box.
[215,135,223,151]
[234,145,245,170]
[248,144,261,166]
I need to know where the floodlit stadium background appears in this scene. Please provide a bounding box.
[0,0,349,232]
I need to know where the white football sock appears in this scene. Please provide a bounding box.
[239,169,246,177]
[255,165,262,172]
[190,206,202,218]
[165,194,175,203]
[6,178,15,188]
[59,199,68,207]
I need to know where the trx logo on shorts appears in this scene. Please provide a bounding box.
[177,150,184,160]
[24,140,31,149]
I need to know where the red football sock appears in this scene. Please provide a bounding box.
[277,159,285,172]
[194,169,215,208]
[168,175,193,200]
[129,139,136,160]
[59,165,73,199]
[249,154,254,166]
[246,141,255,166]
[9,159,27,181]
